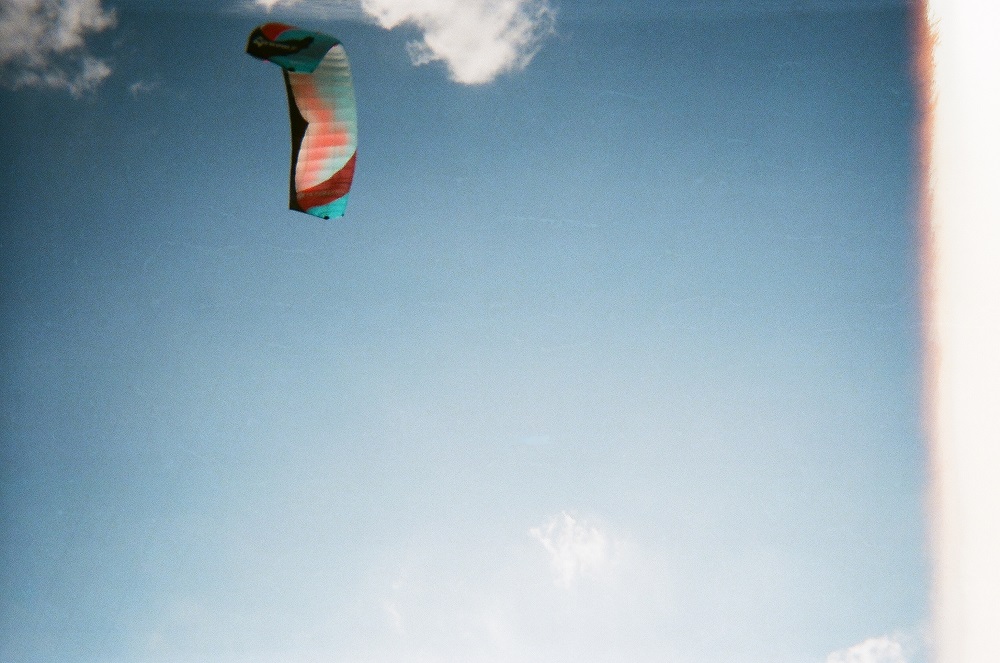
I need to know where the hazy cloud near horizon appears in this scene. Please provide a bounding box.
[825,634,913,663]
[322,512,919,663]
[346,510,675,663]
[530,511,625,588]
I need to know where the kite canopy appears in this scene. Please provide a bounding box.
[247,23,357,219]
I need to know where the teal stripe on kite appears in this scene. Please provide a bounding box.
[306,195,350,220]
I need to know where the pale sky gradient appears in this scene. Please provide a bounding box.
[1,1,925,662]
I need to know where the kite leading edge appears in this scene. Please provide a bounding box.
[247,23,358,219]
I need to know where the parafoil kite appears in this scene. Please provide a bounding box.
[247,23,357,219]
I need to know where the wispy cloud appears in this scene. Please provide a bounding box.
[825,634,910,663]
[252,0,555,84]
[382,598,405,636]
[353,511,672,662]
[530,511,622,588]
[253,0,353,12]
[129,79,160,97]
[0,0,116,95]
[248,0,365,21]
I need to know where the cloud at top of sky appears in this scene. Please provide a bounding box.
[254,0,556,84]
[252,0,363,17]
[0,0,116,95]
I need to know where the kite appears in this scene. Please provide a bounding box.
[247,23,358,219]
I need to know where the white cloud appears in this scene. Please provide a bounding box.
[530,511,622,588]
[255,0,301,9]
[0,0,116,95]
[249,0,364,21]
[252,0,555,84]
[826,634,909,663]
[362,0,555,84]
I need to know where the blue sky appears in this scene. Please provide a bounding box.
[1,1,924,662]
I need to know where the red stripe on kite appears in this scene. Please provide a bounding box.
[296,152,357,209]
[261,23,296,41]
